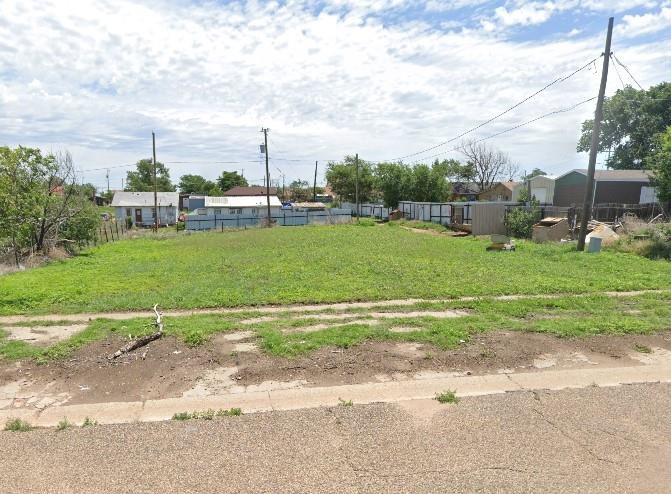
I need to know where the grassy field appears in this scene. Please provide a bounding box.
[1,224,671,316]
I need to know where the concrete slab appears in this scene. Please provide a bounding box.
[35,401,144,427]
[140,392,273,422]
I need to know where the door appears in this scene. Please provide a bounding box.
[531,187,547,204]
[135,209,142,224]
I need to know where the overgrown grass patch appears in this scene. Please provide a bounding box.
[2,225,671,315]
[4,418,32,432]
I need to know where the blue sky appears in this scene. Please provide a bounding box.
[0,0,670,190]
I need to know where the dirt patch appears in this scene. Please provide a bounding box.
[3,324,88,345]
[2,330,671,409]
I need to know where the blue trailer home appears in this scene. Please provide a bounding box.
[111,191,179,227]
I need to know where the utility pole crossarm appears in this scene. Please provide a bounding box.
[577,17,614,252]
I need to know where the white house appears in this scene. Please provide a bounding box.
[192,195,283,216]
[112,191,179,227]
[512,175,556,204]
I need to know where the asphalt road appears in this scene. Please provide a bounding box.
[2,383,670,493]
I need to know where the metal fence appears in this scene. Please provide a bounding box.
[185,208,353,231]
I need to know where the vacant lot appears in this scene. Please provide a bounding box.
[1,224,671,315]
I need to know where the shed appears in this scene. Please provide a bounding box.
[479,182,518,202]
[512,175,556,204]
[532,217,569,243]
[553,169,654,207]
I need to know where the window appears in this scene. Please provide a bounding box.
[214,209,222,215]
[251,208,258,215]
[229,208,242,215]
[196,208,206,215]
[151,208,156,218]
[126,208,131,217]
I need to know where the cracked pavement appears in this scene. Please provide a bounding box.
[2,383,671,493]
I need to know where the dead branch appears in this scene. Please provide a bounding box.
[108,305,163,360]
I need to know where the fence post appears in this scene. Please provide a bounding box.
[115,222,120,240]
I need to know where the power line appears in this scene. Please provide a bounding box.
[405,96,597,163]
[612,54,644,90]
[610,55,627,90]
[388,54,603,162]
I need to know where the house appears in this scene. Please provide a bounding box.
[449,182,481,201]
[478,182,518,202]
[553,169,655,207]
[512,175,556,204]
[111,191,179,227]
[193,195,282,216]
[223,186,278,197]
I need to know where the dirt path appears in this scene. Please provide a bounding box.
[0,289,663,324]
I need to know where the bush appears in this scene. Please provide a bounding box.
[354,218,376,227]
[125,216,133,230]
[505,207,540,239]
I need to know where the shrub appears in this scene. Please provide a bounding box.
[505,207,540,239]
[4,418,32,432]
[354,218,376,227]
[125,216,133,229]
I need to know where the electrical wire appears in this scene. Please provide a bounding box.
[387,54,603,162]
[612,54,644,90]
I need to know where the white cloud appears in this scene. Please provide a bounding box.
[619,7,671,38]
[0,0,669,188]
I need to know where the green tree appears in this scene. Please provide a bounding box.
[325,156,376,203]
[289,180,311,202]
[650,126,671,203]
[217,171,248,192]
[178,174,217,194]
[375,162,414,208]
[125,159,175,192]
[523,168,547,180]
[577,82,671,170]
[410,162,451,203]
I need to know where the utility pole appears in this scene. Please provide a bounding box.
[121,178,124,190]
[313,161,318,202]
[152,131,158,232]
[106,169,110,194]
[261,128,271,224]
[355,153,360,222]
[577,17,614,251]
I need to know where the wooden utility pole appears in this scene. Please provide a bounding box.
[106,169,110,194]
[152,131,158,232]
[577,17,614,251]
[355,153,360,222]
[313,161,318,202]
[261,128,271,224]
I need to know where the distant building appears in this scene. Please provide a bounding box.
[512,175,556,204]
[223,186,278,197]
[553,169,655,207]
[192,195,282,216]
[478,182,518,202]
[111,191,179,227]
[450,182,480,201]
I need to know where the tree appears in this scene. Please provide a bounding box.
[289,180,311,202]
[375,162,414,208]
[217,171,247,192]
[650,126,671,203]
[325,156,376,203]
[440,158,475,184]
[0,147,99,264]
[523,168,547,180]
[178,174,217,195]
[125,159,175,192]
[458,140,512,192]
[577,82,671,170]
[409,162,451,203]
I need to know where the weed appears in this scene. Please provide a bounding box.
[634,343,653,354]
[4,418,32,432]
[435,390,459,404]
[217,407,242,417]
[338,398,353,407]
[172,412,192,421]
[56,418,72,431]
[172,408,242,421]
[82,417,98,427]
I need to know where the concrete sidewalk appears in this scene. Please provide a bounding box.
[3,349,671,428]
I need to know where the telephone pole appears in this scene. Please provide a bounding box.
[106,169,110,194]
[261,128,271,224]
[152,131,158,232]
[313,161,318,202]
[577,17,614,251]
[355,153,360,222]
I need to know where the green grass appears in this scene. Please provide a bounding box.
[2,292,670,362]
[172,408,242,421]
[4,418,32,432]
[435,390,459,404]
[1,225,670,316]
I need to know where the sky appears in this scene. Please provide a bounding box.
[1,0,670,191]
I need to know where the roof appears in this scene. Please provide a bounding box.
[204,195,282,208]
[292,202,326,208]
[111,192,179,207]
[557,169,652,182]
[498,181,518,192]
[452,182,481,194]
[223,186,278,196]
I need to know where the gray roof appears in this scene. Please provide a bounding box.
[111,192,179,207]
[563,169,652,182]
